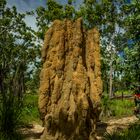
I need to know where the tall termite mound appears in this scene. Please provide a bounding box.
[39,18,102,140]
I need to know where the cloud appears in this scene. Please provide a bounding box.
[7,0,46,30]
[6,0,83,30]
[7,0,46,12]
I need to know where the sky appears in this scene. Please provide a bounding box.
[7,0,82,30]
[7,0,46,12]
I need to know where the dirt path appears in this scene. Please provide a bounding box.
[21,116,139,140]
[20,123,44,140]
[96,115,139,140]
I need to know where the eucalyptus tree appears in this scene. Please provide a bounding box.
[0,0,37,138]
[80,0,126,97]
[36,0,137,96]
[36,0,76,41]
[35,0,125,97]
[122,0,140,87]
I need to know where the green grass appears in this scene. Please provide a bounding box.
[101,95,135,119]
[22,94,134,123]
[115,90,134,96]
[20,94,41,124]
[0,94,40,140]
[104,122,140,140]
[110,99,134,117]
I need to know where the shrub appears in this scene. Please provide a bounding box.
[0,92,23,140]
[100,95,114,118]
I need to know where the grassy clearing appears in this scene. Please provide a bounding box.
[21,93,135,123]
[110,99,134,117]
[19,92,135,124]
[20,94,41,124]
[101,95,135,120]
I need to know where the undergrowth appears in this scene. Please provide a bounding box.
[101,95,134,120]
[104,122,140,140]
[20,94,40,124]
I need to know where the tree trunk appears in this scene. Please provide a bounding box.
[109,57,113,98]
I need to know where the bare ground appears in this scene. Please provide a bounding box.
[96,115,139,140]
[20,116,139,140]
[20,123,44,140]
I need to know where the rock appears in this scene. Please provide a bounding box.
[38,18,102,140]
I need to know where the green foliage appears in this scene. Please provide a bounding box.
[21,94,40,124]
[65,3,75,19]
[101,94,134,119]
[25,66,41,94]
[35,0,140,96]
[110,100,134,117]
[0,1,139,139]
[115,90,133,96]
[36,0,64,40]
[36,0,76,40]
[122,43,140,85]
[121,0,140,86]
[123,0,140,40]
[0,0,38,139]
[101,95,114,117]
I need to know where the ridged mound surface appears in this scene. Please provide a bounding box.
[39,18,102,140]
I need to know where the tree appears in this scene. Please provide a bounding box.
[36,0,76,41]
[81,0,127,97]
[122,0,140,86]
[0,1,37,138]
[36,0,64,40]
[35,0,139,96]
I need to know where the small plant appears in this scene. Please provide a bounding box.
[100,94,134,119]
[100,95,114,118]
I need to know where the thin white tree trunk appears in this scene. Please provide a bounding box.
[109,57,113,98]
